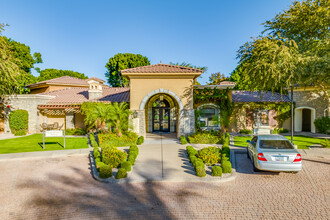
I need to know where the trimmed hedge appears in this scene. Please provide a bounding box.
[239,129,251,134]
[137,136,144,145]
[186,145,198,157]
[221,161,232,173]
[211,166,222,177]
[89,133,99,148]
[116,168,127,179]
[65,128,87,135]
[188,132,220,144]
[9,109,28,136]
[93,147,101,159]
[180,135,188,145]
[121,161,132,172]
[128,145,139,165]
[99,164,113,178]
[195,164,206,177]
[314,116,330,134]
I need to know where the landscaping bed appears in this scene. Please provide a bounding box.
[90,133,139,181]
[98,131,143,147]
[186,133,232,178]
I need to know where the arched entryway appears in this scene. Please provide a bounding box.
[294,107,316,133]
[145,93,179,133]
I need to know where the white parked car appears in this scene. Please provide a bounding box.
[247,135,302,172]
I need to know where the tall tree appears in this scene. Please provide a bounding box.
[2,35,42,94]
[169,62,208,85]
[0,24,21,98]
[105,53,150,87]
[207,72,228,85]
[37,69,88,81]
[236,0,329,103]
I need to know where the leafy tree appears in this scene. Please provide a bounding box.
[237,0,329,105]
[207,72,228,85]
[37,69,88,81]
[0,24,21,98]
[3,36,42,93]
[105,53,150,87]
[169,62,207,85]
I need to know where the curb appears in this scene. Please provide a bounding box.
[90,150,237,184]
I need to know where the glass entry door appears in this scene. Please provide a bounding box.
[152,108,170,132]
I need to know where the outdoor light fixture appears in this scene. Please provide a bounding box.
[133,111,138,118]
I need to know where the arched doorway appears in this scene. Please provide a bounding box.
[294,107,316,133]
[145,93,179,133]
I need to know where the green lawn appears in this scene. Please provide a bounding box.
[0,133,88,154]
[233,135,323,149]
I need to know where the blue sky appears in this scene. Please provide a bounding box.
[0,0,293,84]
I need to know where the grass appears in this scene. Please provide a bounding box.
[233,135,323,149]
[0,133,88,154]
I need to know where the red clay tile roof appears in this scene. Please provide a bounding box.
[121,63,204,73]
[232,91,290,103]
[40,87,129,104]
[88,77,105,83]
[26,76,90,88]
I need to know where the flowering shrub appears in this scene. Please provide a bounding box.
[198,146,221,165]
[102,146,127,168]
[98,131,138,147]
[188,132,221,144]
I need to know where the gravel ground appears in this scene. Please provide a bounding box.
[0,153,329,220]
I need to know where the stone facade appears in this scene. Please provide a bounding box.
[4,94,55,133]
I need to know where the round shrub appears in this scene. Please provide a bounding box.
[180,135,188,145]
[129,145,139,154]
[102,146,127,168]
[93,147,100,159]
[9,109,28,136]
[195,165,206,177]
[314,116,330,134]
[193,158,204,169]
[95,157,101,164]
[198,146,221,165]
[186,146,198,157]
[121,161,132,172]
[222,145,230,158]
[222,161,232,173]
[116,168,127,179]
[211,166,222,177]
[99,164,113,178]
[189,155,197,164]
[128,155,135,165]
[137,136,144,145]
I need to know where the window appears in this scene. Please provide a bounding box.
[152,98,170,108]
[198,105,220,128]
[254,109,269,126]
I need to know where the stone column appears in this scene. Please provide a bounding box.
[131,110,146,137]
[65,112,75,129]
[178,109,195,138]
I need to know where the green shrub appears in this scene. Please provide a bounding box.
[129,145,139,154]
[116,168,127,179]
[239,129,251,134]
[198,146,221,165]
[121,161,132,172]
[273,128,289,134]
[98,131,138,147]
[195,164,206,177]
[193,158,204,169]
[9,110,28,136]
[93,147,101,159]
[211,166,222,176]
[102,146,127,168]
[180,135,188,145]
[14,130,27,136]
[314,117,330,134]
[189,155,197,164]
[221,145,230,158]
[99,164,113,178]
[128,154,136,165]
[188,132,220,144]
[65,128,87,135]
[221,161,232,173]
[137,136,144,145]
[320,139,330,148]
[95,157,101,163]
[96,161,106,172]
[186,146,198,157]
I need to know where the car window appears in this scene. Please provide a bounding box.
[259,140,294,149]
[251,137,257,147]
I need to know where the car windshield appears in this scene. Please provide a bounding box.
[259,140,294,149]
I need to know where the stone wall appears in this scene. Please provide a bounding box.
[291,90,329,119]
[4,94,55,134]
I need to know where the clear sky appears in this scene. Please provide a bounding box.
[0,0,293,85]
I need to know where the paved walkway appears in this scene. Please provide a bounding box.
[127,133,231,182]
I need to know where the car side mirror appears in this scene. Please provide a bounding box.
[246,140,251,143]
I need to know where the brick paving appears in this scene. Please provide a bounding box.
[0,153,329,220]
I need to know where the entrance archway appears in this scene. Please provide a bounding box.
[294,107,316,133]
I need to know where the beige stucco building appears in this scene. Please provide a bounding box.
[1,63,328,136]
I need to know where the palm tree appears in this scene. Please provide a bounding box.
[109,102,131,137]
